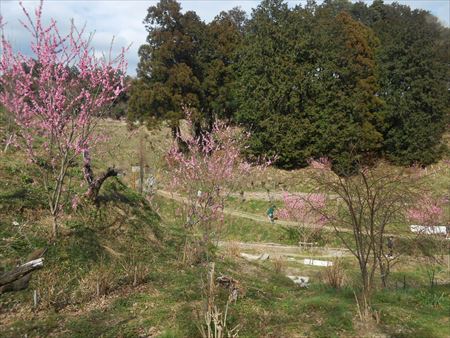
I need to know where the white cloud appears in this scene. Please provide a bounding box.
[1,0,448,76]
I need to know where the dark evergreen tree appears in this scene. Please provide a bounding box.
[129,1,248,136]
[236,0,383,171]
[235,0,314,168]
[202,8,247,122]
[129,0,449,169]
[366,2,449,165]
[305,6,383,173]
[128,0,206,134]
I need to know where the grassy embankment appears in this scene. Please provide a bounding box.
[1,120,449,337]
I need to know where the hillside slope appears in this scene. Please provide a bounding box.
[0,120,449,337]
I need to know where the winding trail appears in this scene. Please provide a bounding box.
[229,191,339,201]
[217,240,351,258]
[156,190,408,239]
[156,189,352,234]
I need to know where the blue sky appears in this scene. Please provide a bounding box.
[1,0,449,76]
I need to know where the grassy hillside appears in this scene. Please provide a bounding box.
[1,120,449,337]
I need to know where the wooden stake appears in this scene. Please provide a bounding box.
[33,289,38,308]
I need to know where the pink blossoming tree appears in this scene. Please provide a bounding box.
[0,1,127,238]
[277,192,327,246]
[407,194,448,287]
[406,194,445,227]
[166,112,264,262]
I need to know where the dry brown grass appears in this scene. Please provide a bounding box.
[93,119,171,188]
[225,240,241,258]
[322,258,345,289]
[77,264,118,301]
[119,260,150,287]
[272,256,287,274]
[34,269,74,310]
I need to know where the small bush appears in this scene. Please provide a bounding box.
[77,263,117,300]
[225,241,241,258]
[272,257,286,274]
[34,269,73,310]
[322,258,345,289]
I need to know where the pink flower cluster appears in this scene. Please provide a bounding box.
[277,192,328,243]
[307,157,332,170]
[278,192,327,225]
[166,112,255,229]
[406,194,446,227]
[167,116,252,195]
[0,0,127,163]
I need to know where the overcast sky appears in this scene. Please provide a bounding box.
[1,0,449,76]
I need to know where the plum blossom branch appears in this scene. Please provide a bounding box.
[0,0,128,237]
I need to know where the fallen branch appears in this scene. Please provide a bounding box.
[0,249,46,294]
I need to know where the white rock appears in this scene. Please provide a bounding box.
[287,275,310,287]
[303,259,333,267]
[410,225,447,235]
[240,253,270,261]
[259,253,270,260]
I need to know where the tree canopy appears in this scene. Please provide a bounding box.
[129,0,245,134]
[130,0,449,170]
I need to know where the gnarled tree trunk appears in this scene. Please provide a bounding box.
[83,151,119,204]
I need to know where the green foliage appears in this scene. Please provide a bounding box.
[128,0,205,130]
[360,1,449,166]
[235,0,311,168]
[129,0,448,169]
[236,0,385,172]
[202,8,247,121]
[129,0,246,134]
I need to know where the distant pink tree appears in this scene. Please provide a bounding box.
[0,1,127,238]
[308,157,332,170]
[407,194,448,287]
[277,192,327,245]
[406,194,445,227]
[166,112,264,261]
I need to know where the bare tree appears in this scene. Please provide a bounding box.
[305,158,421,319]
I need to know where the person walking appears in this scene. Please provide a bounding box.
[387,236,394,257]
[267,205,276,224]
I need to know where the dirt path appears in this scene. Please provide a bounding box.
[218,240,354,279]
[156,190,409,240]
[156,190,353,234]
[229,191,339,201]
[217,240,351,258]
